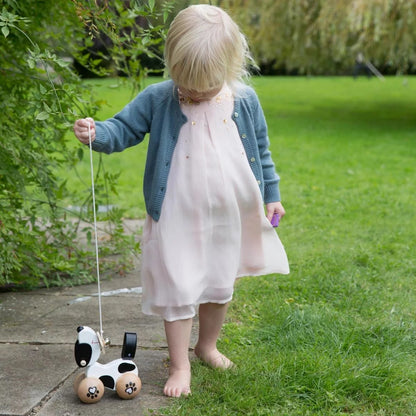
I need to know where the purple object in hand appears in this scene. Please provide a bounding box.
[271,213,280,227]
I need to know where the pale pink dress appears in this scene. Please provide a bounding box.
[141,86,289,321]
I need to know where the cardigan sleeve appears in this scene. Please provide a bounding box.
[92,87,154,154]
[250,91,281,203]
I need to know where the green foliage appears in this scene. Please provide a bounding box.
[0,1,170,289]
[1,0,91,288]
[72,0,173,91]
[215,0,416,74]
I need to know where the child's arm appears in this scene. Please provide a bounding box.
[74,86,154,154]
[249,90,286,223]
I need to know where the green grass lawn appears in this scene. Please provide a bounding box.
[67,76,416,415]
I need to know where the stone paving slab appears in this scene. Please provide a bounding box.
[0,346,171,416]
[0,257,197,416]
[0,272,170,348]
[0,294,184,348]
[0,344,76,416]
[34,349,170,416]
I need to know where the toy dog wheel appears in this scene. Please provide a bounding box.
[116,372,142,400]
[77,376,105,404]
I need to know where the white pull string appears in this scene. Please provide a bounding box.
[88,122,104,342]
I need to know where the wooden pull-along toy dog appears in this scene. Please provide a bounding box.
[74,326,141,403]
[73,124,141,403]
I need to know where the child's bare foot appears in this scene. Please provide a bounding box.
[194,345,234,370]
[163,368,191,398]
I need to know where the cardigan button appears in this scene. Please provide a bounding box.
[234,112,239,118]
[241,134,247,139]
[257,180,261,185]
[250,157,256,162]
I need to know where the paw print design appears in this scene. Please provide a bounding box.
[87,386,100,399]
[124,381,138,395]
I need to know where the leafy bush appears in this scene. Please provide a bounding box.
[0,0,170,289]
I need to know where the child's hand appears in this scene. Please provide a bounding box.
[73,118,96,144]
[266,201,286,225]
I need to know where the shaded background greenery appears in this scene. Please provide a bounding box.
[224,0,416,75]
[75,0,416,77]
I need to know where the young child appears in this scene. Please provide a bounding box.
[73,4,289,398]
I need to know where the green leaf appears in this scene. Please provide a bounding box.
[27,58,35,69]
[36,111,50,121]
[43,102,52,113]
[163,10,169,23]
[1,25,9,38]
[77,147,84,161]
[56,58,69,68]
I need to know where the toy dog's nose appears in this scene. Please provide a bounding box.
[77,326,84,333]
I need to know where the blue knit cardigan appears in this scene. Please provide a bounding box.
[93,80,281,221]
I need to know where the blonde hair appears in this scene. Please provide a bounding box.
[164,4,251,93]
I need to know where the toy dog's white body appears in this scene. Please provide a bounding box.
[85,358,138,389]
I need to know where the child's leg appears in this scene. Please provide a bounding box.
[194,302,234,369]
[164,318,193,397]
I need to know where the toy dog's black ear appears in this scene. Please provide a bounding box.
[121,332,137,359]
[74,340,92,367]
